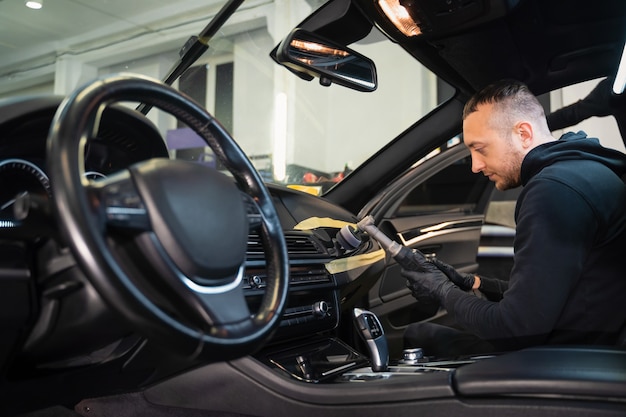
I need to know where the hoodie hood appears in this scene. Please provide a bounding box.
[521,131,626,186]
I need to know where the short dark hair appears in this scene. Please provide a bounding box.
[462,79,545,122]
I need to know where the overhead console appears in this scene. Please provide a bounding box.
[283,0,523,45]
[359,0,522,41]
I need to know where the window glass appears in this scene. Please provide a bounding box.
[169,21,450,194]
[396,153,489,216]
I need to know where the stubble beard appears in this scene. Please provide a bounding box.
[494,148,524,191]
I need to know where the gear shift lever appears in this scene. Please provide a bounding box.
[353,308,389,372]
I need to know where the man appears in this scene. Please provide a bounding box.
[403,79,626,357]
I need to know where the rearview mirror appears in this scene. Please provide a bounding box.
[275,29,377,92]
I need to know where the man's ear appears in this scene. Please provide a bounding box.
[517,121,534,148]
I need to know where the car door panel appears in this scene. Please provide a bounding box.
[376,215,485,304]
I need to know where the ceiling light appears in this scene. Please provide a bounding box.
[25,0,43,10]
[378,0,422,37]
[612,41,626,95]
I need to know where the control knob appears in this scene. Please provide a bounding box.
[400,347,424,365]
[248,275,263,289]
[312,301,329,317]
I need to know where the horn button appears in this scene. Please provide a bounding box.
[130,159,248,285]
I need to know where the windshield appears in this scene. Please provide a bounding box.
[172,25,442,194]
[0,0,445,194]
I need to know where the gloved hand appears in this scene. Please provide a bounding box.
[401,250,458,302]
[430,258,476,291]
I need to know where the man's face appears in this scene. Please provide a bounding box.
[463,103,525,191]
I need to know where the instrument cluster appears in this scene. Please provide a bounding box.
[0,96,169,237]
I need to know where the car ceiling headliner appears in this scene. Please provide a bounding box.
[386,0,626,96]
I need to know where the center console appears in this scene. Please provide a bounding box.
[256,307,483,385]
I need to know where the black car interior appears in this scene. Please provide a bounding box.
[1,0,625,416]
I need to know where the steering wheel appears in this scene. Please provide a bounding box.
[46,73,289,359]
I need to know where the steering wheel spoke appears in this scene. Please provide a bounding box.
[96,171,151,232]
[187,276,254,333]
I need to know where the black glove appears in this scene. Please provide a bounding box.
[430,258,476,291]
[475,275,509,301]
[547,77,613,130]
[401,251,458,302]
[576,77,613,118]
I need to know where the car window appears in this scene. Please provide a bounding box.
[162,22,451,194]
[395,148,490,217]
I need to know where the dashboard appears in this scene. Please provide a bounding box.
[0,94,386,411]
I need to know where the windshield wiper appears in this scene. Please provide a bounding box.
[137,0,245,115]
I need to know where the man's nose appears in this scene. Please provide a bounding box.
[471,156,484,173]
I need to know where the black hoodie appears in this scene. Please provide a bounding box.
[443,131,626,350]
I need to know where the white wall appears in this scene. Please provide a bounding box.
[231,27,276,158]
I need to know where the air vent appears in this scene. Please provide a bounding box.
[286,235,322,255]
[247,232,326,258]
[247,233,264,256]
